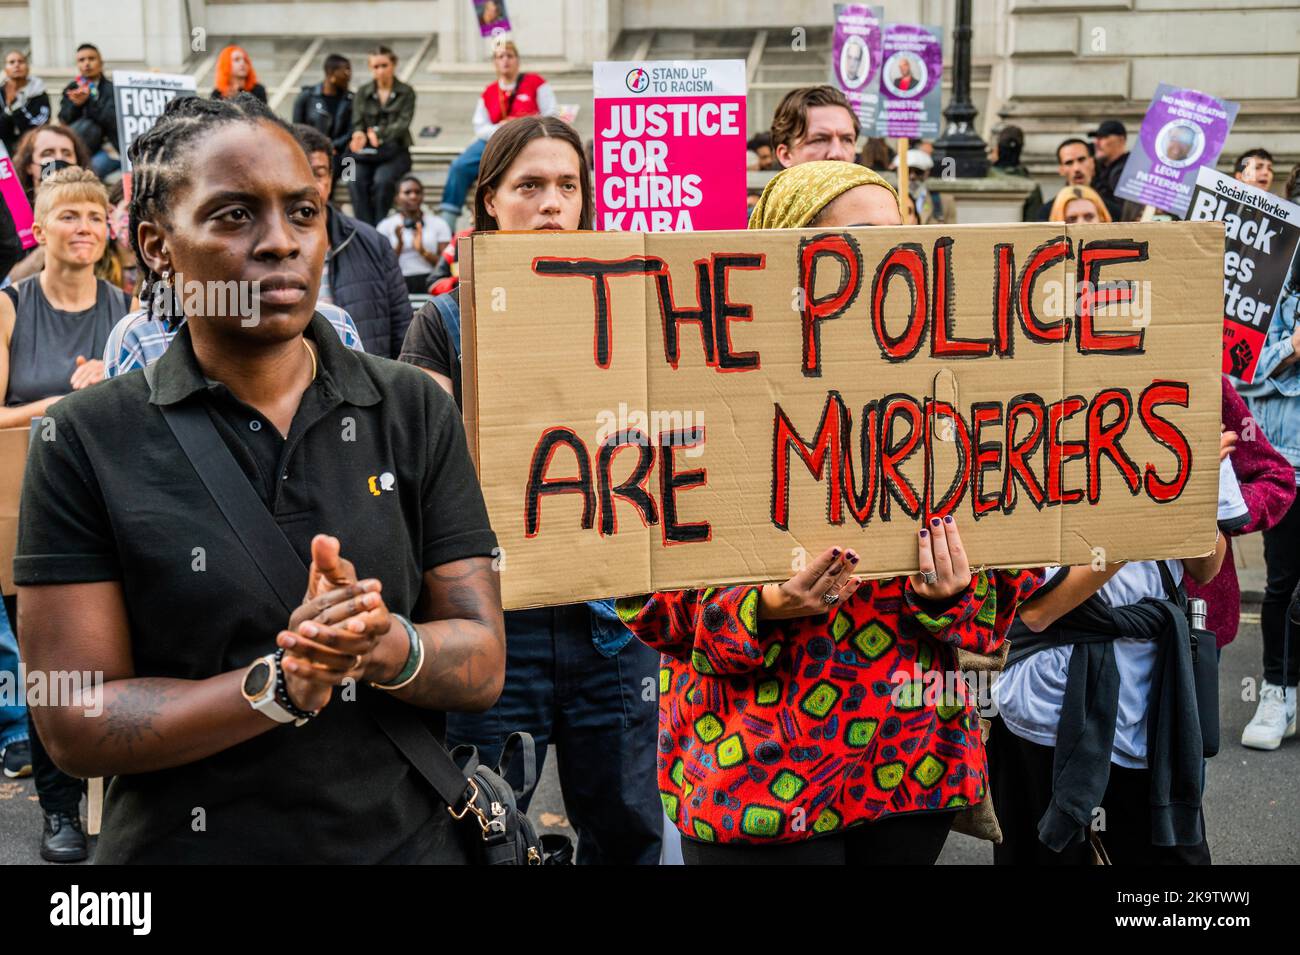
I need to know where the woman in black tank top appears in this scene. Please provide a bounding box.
[0,165,127,430]
[0,165,129,862]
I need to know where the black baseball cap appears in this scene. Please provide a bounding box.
[1088,120,1127,138]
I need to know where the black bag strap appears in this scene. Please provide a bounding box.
[497,729,538,798]
[144,363,476,811]
[501,74,528,118]
[1155,559,1187,610]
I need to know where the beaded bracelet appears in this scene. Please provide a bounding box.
[273,647,319,723]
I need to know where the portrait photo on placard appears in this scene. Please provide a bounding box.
[475,0,510,36]
[882,52,925,97]
[839,35,871,89]
[1156,120,1205,167]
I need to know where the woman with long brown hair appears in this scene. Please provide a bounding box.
[400,116,662,864]
[6,125,93,282]
[346,45,415,225]
[14,122,91,197]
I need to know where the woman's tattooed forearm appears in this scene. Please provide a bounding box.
[98,679,173,753]
[413,559,505,708]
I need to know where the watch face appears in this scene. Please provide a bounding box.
[243,660,273,699]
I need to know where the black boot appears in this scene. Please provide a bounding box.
[41,810,88,863]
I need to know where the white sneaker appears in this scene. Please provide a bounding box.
[1241,682,1298,750]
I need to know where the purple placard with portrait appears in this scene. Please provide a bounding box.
[873,23,943,140]
[832,5,883,130]
[1114,83,1239,217]
[475,0,511,37]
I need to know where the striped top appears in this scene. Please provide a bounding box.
[103,303,364,378]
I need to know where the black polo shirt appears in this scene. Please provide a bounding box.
[15,311,497,863]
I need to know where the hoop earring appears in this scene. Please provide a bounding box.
[152,269,176,322]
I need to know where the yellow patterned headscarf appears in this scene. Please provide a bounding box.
[748,161,898,230]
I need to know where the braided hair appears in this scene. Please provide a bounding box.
[128,92,298,321]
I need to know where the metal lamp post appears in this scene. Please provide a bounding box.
[933,0,988,178]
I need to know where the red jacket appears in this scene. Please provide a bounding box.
[481,73,546,125]
[617,569,1040,845]
[1186,376,1296,647]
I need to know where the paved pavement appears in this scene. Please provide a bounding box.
[3,593,1295,865]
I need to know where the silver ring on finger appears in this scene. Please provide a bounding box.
[822,590,840,605]
[921,570,939,586]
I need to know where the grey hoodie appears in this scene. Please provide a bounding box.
[0,75,51,152]
[5,74,48,114]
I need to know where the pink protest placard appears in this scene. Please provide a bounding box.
[0,142,35,250]
[593,60,747,232]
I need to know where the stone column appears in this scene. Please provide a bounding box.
[29,0,74,69]
[31,0,190,69]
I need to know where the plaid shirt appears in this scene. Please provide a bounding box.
[103,303,365,378]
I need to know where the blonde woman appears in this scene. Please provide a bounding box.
[1,166,129,862]
[1,166,127,428]
[1047,184,1112,225]
[438,38,560,231]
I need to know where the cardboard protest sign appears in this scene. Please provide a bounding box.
[0,142,35,250]
[873,24,943,140]
[0,427,30,596]
[113,70,198,176]
[1115,84,1238,218]
[474,0,511,37]
[832,4,884,130]
[593,60,747,232]
[1189,166,1300,383]
[460,222,1224,610]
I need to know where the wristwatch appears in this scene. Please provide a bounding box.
[241,650,316,727]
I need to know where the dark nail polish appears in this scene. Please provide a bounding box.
[931,518,940,527]
[920,530,928,538]
[849,554,859,564]
[831,548,841,558]
[944,515,953,524]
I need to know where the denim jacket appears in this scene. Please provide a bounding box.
[1234,278,1300,481]
[587,598,635,657]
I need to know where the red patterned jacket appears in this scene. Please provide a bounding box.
[617,569,1041,845]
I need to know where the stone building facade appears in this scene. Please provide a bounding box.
[5,0,1297,174]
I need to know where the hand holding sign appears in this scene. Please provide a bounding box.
[1220,428,1237,462]
[464,224,1224,611]
[912,517,972,602]
[759,546,863,619]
